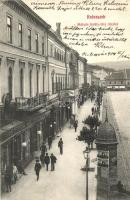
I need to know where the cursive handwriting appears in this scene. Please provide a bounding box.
[82,50,130,60]
[31,0,128,12]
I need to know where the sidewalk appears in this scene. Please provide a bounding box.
[1,99,97,200]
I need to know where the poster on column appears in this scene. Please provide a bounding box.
[0,0,130,200]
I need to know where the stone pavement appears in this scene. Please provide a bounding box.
[1,99,97,200]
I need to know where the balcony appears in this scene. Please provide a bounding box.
[15,93,48,112]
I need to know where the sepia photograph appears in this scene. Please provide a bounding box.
[0,0,130,199]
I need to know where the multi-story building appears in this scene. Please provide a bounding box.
[0,0,51,165]
[78,56,87,104]
[46,24,72,134]
[0,0,95,194]
[106,69,130,90]
[0,0,71,193]
[78,57,87,89]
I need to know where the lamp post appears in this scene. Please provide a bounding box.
[83,147,90,200]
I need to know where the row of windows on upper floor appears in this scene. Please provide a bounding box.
[6,15,67,64]
[7,64,70,100]
[7,16,46,55]
[8,65,45,99]
[49,43,65,62]
[52,75,70,94]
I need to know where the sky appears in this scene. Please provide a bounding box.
[22,0,130,64]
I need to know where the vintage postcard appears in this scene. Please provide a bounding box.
[0,0,130,199]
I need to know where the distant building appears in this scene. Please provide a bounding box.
[87,71,92,86]
[91,74,100,87]
[106,69,130,90]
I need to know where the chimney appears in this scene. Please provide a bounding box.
[56,23,61,38]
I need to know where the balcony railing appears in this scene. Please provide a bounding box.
[15,93,48,112]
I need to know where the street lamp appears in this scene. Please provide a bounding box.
[83,147,90,200]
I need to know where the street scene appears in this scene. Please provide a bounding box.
[2,100,98,200]
[0,0,130,200]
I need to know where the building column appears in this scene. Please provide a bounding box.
[1,56,8,99]
[13,58,20,98]
[33,63,37,97]
[24,61,29,98]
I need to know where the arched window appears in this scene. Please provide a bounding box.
[29,69,32,97]
[20,68,24,97]
[8,67,12,99]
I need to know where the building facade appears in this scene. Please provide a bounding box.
[106,69,130,90]
[0,0,71,193]
[0,0,99,194]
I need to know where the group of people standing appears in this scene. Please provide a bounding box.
[34,138,64,181]
[4,160,27,192]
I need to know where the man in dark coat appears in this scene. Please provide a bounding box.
[50,153,57,171]
[40,142,47,155]
[40,153,45,166]
[44,153,50,171]
[58,138,63,155]
[40,142,47,166]
[91,107,94,115]
[48,136,52,149]
[73,120,78,132]
[34,160,41,181]
[4,166,12,192]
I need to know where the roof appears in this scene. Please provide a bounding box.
[96,114,118,145]
[48,28,69,48]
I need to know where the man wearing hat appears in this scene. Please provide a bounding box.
[34,159,41,181]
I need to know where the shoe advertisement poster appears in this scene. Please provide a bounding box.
[0,0,130,200]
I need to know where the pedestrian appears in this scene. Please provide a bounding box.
[34,159,41,181]
[48,136,52,149]
[50,153,57,171]
[40,152,45,166]
[94,107,97,114]
[58,138,63,155]
[91,107,94,115]
[4,166,12,192]
[73,120,78,132]
[40,142,47,166]
[44,153,50,171]
[40,142,47,154]
[12,164,18,183]
[70,117,73,128]
[16,160,27,175]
